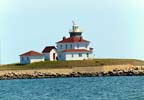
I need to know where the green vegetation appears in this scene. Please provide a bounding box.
[0,59,144,71]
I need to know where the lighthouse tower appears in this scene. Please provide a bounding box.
[56,21,94,61]
[69,21,82,37]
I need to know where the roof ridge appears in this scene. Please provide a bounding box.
[42,46,56,53]
[57,37,89,43]
[20,50,42,56]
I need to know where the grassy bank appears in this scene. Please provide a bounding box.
[0,59,144,71]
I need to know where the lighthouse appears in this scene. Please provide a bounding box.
[56,21,94,60]
[69,21,82,37]
[19,21,94,64]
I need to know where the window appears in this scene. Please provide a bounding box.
[79,53,82,57]
[27,57,29,61]
[86,53,89,57]
[70,44,72,49]
[60,45,62,49]
[21,57,24,61]
[66,44,67,49]
[71,54,74,57]
[59,54,61,58]
[77,44,79,48]
[85,44,88,48]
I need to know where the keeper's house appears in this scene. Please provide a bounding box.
[20,51,44,64]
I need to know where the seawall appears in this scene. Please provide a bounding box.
[73,64,144,73]
[0,64,144,80]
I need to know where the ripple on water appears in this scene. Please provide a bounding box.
[0,76,144,100]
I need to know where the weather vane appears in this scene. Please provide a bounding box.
[72,20,77,26]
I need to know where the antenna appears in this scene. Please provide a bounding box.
[72,20,76,26]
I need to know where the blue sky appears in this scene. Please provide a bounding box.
[0,0,144,64]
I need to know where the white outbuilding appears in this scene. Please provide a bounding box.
[42,46,57,61]
[20,51,44,64]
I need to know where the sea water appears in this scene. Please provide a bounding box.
[0,76,144,100]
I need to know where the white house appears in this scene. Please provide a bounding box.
[42,46,57,61]
[56,21,94,60]
[20,51,44,64]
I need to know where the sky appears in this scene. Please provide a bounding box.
[0,0,144,64]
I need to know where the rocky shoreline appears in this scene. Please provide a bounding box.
[0,68,144,80]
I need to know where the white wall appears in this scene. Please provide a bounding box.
[56,41,94,61]
[74,43,90,50]
[29,56,44,63]
[57,52,93,61]
[20,56,44,64]
[65,52,93,60]
[49,49,57,61]
[57,42,90,52]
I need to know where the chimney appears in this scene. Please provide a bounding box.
[63,36,66,40]
[80,36,83,41]
[90,48,93,53]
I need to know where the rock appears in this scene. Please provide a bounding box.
[1,68,144,80]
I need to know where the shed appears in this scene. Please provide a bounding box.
[42,46,57,61]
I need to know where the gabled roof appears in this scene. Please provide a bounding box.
[42,46,56,53]
[57,37,89,43]
[20,51,43,56]
[62,49,90,53]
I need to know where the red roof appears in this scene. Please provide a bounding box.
[57,37,89,43]
[20,51,43,56]
[62,49,90,53]
[42,46,56,53]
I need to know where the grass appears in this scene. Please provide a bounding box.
[0,59,144,71]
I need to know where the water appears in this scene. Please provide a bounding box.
[0,76,144,100]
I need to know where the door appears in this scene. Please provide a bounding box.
[53,53,56,61]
